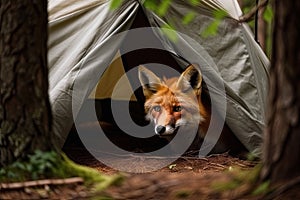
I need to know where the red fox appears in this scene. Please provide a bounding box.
[138,64,247,155]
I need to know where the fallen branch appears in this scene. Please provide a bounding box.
[0,177,83,190]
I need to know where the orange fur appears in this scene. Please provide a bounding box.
[139,65,209,138]
[138,65,247,156]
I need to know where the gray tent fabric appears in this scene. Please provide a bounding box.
[144,0,269,154]
[48,0,140,147]
[48,0,269,155]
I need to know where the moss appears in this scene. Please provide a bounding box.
[211,164,262,192]
[251,181,270,195]
[56,153,124,190]
[211,178,241,191]
[0,150,123,191]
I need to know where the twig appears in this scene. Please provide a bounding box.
[209,162,227,169]
[206,151,230,158]
[0,177,84,190]
[239,0,269,22]
[180,156,209,162]
[234,162,251,168]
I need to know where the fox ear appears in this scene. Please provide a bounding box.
[177,64,202,95]
[138,66,162,98]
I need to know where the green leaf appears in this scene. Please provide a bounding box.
[182,12,196,25]
[213,9,228,20]
[144,0,157,11]
[11,161,26,171]
[189,0,201,6]
[161,24,178,42]
[201,20,220,38]
[110,0,123,10]
[157,0,172,17]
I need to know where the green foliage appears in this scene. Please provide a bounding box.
[143,0,173,17]
[210,164,273,198]
[161,23,178,42]
[213,9,228,20]
[110,0,123,10]
[252,181,270,195]
[201,10,228,38]
[201,20,221,38]
[211,164,262,192]
[0,150,123,191]
[144,0,157,11]
[109,0,272,56]
[263,4,273,58]
[241,1,274,57]
[241,3,255,29]
[0,150,61,181]
[213,178,241,191]
[263,5,273,23]
[111,0,229,39]
[189,0,201,6]
[157,0,172,17]
[182,12,196,25]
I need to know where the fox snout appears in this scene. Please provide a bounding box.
[155,125,166,135]
[152,108,179,136]
[155,124,177,136]
[151,105,182,136]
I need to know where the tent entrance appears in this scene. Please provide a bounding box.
[63,7,189,153]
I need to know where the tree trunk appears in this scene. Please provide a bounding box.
[0,0,52,167]
[261,0,300,182]
[257,6,266,52]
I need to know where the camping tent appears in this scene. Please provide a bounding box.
[48,0,269,155]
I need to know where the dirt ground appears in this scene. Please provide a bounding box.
[66,147,259,199]
[1,145,300,199]
[1,126,299,199]
[0,145,258,200]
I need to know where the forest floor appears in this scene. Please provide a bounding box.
[1,146,257,200]
[68,147,260,200]
[2,135,300,200]
[1,146,300,200]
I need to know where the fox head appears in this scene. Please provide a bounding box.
[138,65,208,137]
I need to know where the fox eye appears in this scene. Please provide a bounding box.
[153,105,161,112]
[173,106,182,112]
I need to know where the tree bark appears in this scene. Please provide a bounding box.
[257,6,266,51]
[0,0,52,166]
[261,0,300,182]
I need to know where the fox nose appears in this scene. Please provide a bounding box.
[155,125,166,135]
